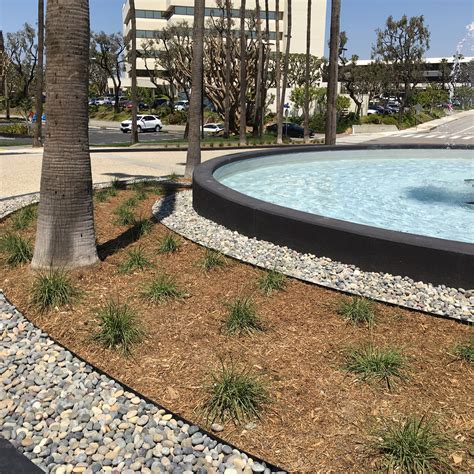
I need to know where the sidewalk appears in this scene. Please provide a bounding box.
[408,109,474,132]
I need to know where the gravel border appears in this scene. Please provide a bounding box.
[153,191,473,323]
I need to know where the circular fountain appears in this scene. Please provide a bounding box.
[193,145,474,288]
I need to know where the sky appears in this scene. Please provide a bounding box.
[0,0,473,59]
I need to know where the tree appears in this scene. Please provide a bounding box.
[239,0,247,145]
[91,32,125,112]
[33,0,44,148]
[184,0,205,179]
[0,30,10,119]
[32,0,98,269]
[129,0,138,144]
[412,84,448,112]
[253,0,264,137]
[223,0,232,138]
[303,0,312,143]
[372,15,430,120]
[274,0,282,144]
[278,0,292,144]
[325,0,341,145]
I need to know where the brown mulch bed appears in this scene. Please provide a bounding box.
[1,186,473,473]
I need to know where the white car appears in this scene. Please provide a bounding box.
[175,100,189,111]
[121,115,163,133]
[202,123,224,135]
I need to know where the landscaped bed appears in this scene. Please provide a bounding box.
[1,182,473,472]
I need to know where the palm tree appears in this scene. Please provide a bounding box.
[239,0,247,146]
[303,0,312,143]
[223,0,232,138]
[32,0,98,269]
[33,0,44,148]
[325,0,341,146]
[275,0,282,144]
[129,0,139,144]
[278,0,292,144]
[184,0,205,179]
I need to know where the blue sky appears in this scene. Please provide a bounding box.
[0,0,473,59]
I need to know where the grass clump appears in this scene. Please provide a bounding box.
[202,360,270,424]
[339,296,375,327]
[30,269,79,311]
[167,172,179,182]
[372,416,452,473]
[142,274,186,303]
[119,246,153,273]
[131,218,153,238]
[223,297,263,335]
[0,233,33,266]
[11,205,37,230]
[200,249,226,272]
[111,177,124,190]
[258,269,286,295]
[114,204,136,226]
[93,300,144,355]
[343,344,407,389]
[158,233,180,253]
[124,197,138,208]
[453,338,474,364]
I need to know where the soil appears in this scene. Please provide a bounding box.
[1,186,473,473]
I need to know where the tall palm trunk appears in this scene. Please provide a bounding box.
[239,0,247,146]
[184,0,205,179]
[260,0,270,135]
[253,0,264,138]
[32,0,98,269]
[303,0,312,143]
[325,0,341,145]
[275,0,282,144]
[129,0,139,144]
[278,0,292,143]
[223,0,232,138]
[33,0,44,148]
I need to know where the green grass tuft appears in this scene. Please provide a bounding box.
[202,360,270,424]
[110,177,124,190]
[131,218,153,238]
[338,296,375,327]
[94,189,110,202]
[373,416,453,473]
[11,205,37,230]
[200,249,226,272]
[223,296,264,335]
[119,246,153,273]
[30,269,79,311]
[124,197,138,208]
[114,204,136,226]
[258,269,286,295]
[167,172,179,182]
[93,300,144,355]
[142,273,186,303]
[158,233,180,253]
[453,338,474,364]
[343,344,407,389]
[0,233,33,266]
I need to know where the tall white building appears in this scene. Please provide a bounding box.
[121,0,327,89]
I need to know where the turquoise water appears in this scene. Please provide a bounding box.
[215,149,474,243]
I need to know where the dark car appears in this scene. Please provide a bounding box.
[266,122,315,138]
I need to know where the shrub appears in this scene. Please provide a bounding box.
[93,300,144,355]
[343,344,407,389]
[31,269,79,311]
[200,249,226,272]
[11,205,37,230]
[0,233,33,265]
[114,204,136,226]
[202,360,270,424]
[119,246,153,273]
[1,123,30,135]
[158,233,180,253]
[372,416,452,473]
[163,110,188,125]
[142,274,185,303]
[338,296,375,327]
[453,338,474,364]
[258,269,286,295]
[223,297,263,335]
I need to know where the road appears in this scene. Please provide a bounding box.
[88,127,183,145]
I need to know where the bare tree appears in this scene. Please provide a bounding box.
[278,0,292,143]
[223,0,232,138]
[303,0,312,143]
[0,31,11,119]
[129,0,138,144]
[239,0,247,145]
[325,0,341,146]
[33,0,44,148]
[184,0,205,179]
[253,0,264,137]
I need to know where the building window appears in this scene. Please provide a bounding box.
[169,6,282,20]
[136,10,164,19]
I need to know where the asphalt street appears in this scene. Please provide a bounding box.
[88,127,184,145]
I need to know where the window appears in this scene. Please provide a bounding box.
[136,10,164,20]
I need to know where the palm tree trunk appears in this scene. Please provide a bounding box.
[223,0,232,138]
[32,0,98,269]
[129,0,139,144]
[325,0,341,146]
[33,0,44,148]
[253,0,264,138]
[184,0,205,179]
[303,0,312,143]
[275,0,282,144]
[239,0,247,146]
[260,0,270,135]
[279,0,292,143]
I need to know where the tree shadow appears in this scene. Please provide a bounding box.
[405,186,474,207]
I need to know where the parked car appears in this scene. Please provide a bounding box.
[120,115,163,133]
[88,98,99,106]
[122,101,149,111]
[175,100,189,111]
[367,104,393,115]
[266,122,315,138]
[201,123,224,135]
[152,98,171,108]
